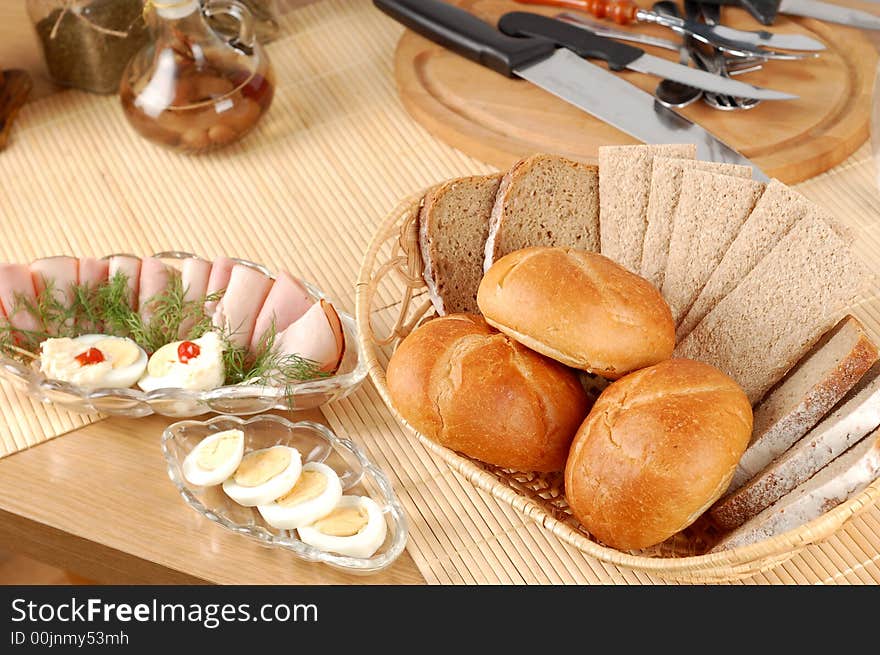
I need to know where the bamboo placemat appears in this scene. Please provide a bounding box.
[1,0,878,584]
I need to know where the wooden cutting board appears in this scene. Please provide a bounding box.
[393,0,878,183]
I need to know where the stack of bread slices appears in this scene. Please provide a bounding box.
[413,145,880,552]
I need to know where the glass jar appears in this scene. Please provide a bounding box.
[203,0,280,43]
[119,0,275,154]
[27,0,150,94]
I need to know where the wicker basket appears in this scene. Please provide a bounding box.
[355,191,880,583]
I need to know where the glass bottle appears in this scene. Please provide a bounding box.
[119,0,275,153]
[26,0,150,94]
[203,0,281,43]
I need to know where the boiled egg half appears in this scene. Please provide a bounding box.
[222,445,302,507]
[297,495,387,559]
[138,331,225,392]
[39,334,147,389]
[257,462,342,530]
[182,429,245,487]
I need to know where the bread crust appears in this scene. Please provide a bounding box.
[564,358,753,551]
[477,247,675,379]
[386,314,590,472]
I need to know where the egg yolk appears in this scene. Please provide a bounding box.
[196,432,241,471]
[276,470,328,507]
[312,505,369,537]
[233,448,292,487]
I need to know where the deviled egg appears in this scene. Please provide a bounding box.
[138,331,225,392]
[39,334,147,389]
[222,445,302,507]
[182,429,245,487]
[257,462,343,530]
[297,495,387,559]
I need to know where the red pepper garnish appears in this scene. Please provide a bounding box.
[178,341,200,364]
[75,348,105,366]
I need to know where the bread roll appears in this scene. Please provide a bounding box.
[477,247,674,379]
[386,314,590,472]
[565,358,752,550]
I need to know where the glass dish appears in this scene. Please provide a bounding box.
[162,414,408,573]
[0,252,367,418]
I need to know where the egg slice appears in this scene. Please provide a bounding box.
[297,495,388,559]
[222,445,302,507]
[182,429,245,487]
[39,334,147,389]
[257,462,342,530]
[138,331,226,392]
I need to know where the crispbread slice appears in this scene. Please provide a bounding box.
[640,157,751,290]
[483,154,599,272]
[419,174,502,316]
[598,144,695,272]
[661,170,765,324]
[677,180,823,340]
[674,213,870,405]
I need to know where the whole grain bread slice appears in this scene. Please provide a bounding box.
[598,144,695,272]
[419,174,502,315]
[674,214,870,404]
[711,361,880,530]
[710,429,880,552]
[483,154,600,272]
[725,315,878,492]
[661,169,765,324]
[640,157,751,290]
[677,180,831,340]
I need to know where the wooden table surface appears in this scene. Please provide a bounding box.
[0,0,425,586]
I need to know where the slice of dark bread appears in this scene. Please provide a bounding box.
[419,174,502,315]
[482,154,600,272]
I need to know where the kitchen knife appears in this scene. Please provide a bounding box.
[513,0,826,50]
[497,12,795,100]
[374,0,769,179]
[698,0,880,28]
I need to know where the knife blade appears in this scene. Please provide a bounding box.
[513,0,826,51]
[497,12,796,100]
[699,0,880,28]
[373,0,768,179]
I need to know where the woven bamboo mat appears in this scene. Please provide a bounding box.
[1,0,879,584]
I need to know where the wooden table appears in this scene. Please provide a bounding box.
[0,0,425,586]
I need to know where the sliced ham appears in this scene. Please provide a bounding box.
[138,257,172,322]
[178,257,213,338]
[30,256,79,335]
[108,255,142,310]
[78,257,109,288]
[205,256,236,317]
[0,263,43,338]
[274,300,345,374]
[249,272,314,352]
[212,264,273,349]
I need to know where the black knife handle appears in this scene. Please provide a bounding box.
[694,0,780,25]
[373,0,556,76]
[498,12,644,71]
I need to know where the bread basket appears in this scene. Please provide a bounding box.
[355,191,880,583]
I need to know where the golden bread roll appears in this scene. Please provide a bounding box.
[565,358,752,550]
[386,314,590,472]
[477,247,675,379]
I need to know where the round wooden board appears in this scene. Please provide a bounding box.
[394,0,878,183]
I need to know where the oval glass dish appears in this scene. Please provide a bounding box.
[0,252,367,418]
[162,414,408,573]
